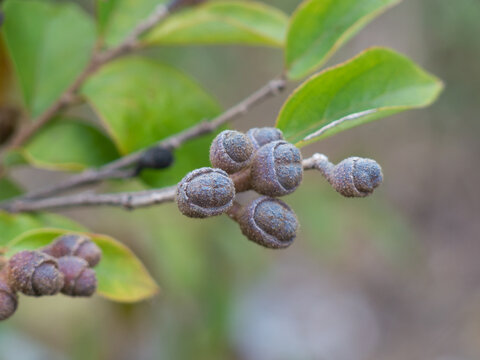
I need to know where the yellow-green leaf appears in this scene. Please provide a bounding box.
[277,48,444,146]
[6,228,159,302]
[143,1,288,47]
[286,0,400,79]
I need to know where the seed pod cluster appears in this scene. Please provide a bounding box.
[176,126,383,250]
[0,233,102,321]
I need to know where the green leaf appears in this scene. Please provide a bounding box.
[276,48,444,146]
[2,0,95,117]
[0,212,86,247]
[143,1,288,47]
[97,0,167,47]
[6,228,159,302]
[20,118,120,171]
[82,56,220,187]
[285,0,400,79]
[0,177,22,201]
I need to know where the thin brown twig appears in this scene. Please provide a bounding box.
[2,153,327,214]
[14,77,287,201]
[4,4,171,150]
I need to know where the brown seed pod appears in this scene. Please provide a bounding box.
[0,270,17,321]
[8,251,64,296]
[330,157,383,197]
[57,256,97,297]
[43,234,102,267]
[250,140,303,197]
[210,130,255,174]
[237,196,298,249]
[246,127,284,150]
[176,167,236,218]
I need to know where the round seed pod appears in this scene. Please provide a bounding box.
[238,196,298,249]
[43,234,101,267]
[331,157,383,197]
[0,270,17,321]
[57,257,97,297]
[246,127,284,149]
[210,130,254,174]
[250,140,303,197]
[8,251,64,296]
[176,167,236,218]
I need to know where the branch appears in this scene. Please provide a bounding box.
[4,3,172,150]
[3,153,326,214]
[17,77,287,201]
[3,187,177,213]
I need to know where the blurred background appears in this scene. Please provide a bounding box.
[1,0,480,359]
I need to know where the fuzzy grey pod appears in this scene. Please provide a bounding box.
[8,251,64,296]
[57,256,97,297]
[246,127,284,149]
[238,196,298,249]
[332,157,383,197]
[210,130,254,174]
[43,234,102,267]
[176,167,236,218]
[250,140,303,197]
[0,270,17,321]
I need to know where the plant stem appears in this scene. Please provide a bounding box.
[2,153,331,214]
[4,3,172,151]
[15,77,287,201]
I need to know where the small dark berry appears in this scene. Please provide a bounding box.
[136,146,174,174]
[43,234,102,267]
[246,127,284,149]
[237,196,298,249]
[176,167,235,218]
[250,140,303,197]
[210,130,254,174]
[8,251,64,296]
[57,257,97,297]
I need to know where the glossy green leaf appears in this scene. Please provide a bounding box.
[143,1,288,47]
[276,48,444,146]
[0,212,86,247]
[82,56,220,187]
[20,118,120,171]
[285,0,400,79]
[97,0,167,47]
[2,0,95,117]
[6,228,159,302]
[0,177,22,201]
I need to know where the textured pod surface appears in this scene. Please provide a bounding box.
[251,140,303,197]
[238,196,298,249]
[210,130,254,174]
[8,251,64,296]
[246,127,284,149]
[43,234,102,267]
[58,256,97,297]
[332,157,383,197]
[176,167,236,218]
[0,270,17,321]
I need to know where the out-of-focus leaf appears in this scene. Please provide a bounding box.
[276,48,444,146]
[82,56,220,187]
[20,118,119,171]
[0,177,22,202]
[143,1,287,47]
[0,212,86,247]
[97,0,167,47]
[6,228,160,302]
[285,0,400,79]
[2,0,95,117]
